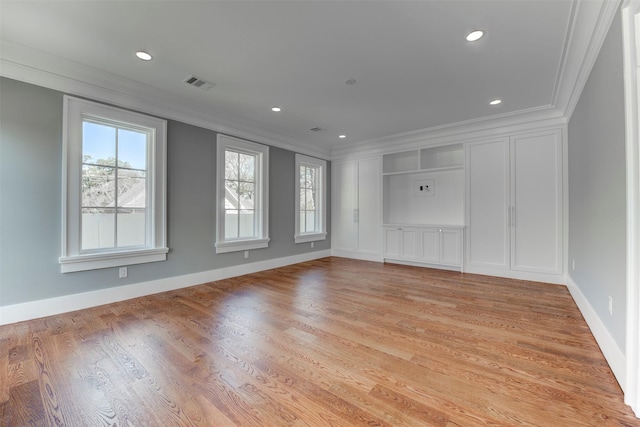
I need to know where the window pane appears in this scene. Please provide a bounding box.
[118,128,147,170]
[239,153,255,182]
[117,209,146,247]
[300,188,306,210]
[300,166,307,188]
[81,208,115,249]
[82,121,116,166]
[303,189,315,210]
[225,180,239,209]
[82,165,115,207]
[238,182,255,209]
[305,211,317,233]
[118,173,146,208]
[300,212,307,233]
[225,210,239,239]
[225,151,238,180]
[239,210,255,238]
[306,167,316,190]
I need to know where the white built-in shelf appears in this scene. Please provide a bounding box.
[382,143,464,175]
[383,223,464,228]
[382,165,463,176]
[383,150,419,174]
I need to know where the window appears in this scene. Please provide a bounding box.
[216,135,269,253]
[294,154,327,243]
[60,96,168,272]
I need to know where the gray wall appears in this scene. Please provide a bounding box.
[0,77,330,307]
[567,10,626,351]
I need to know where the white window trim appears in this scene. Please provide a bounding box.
[216,134,270,254]
[294,154,327,244]
[60,96,168,273]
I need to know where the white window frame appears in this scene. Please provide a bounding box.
[294,154,327,244]
[216,134,270,253]
[59,96,168,273]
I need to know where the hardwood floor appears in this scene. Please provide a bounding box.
[1,257,638,426]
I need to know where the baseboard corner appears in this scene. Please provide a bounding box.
[565,274,627,391]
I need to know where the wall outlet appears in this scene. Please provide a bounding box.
[244,250,249,259]
[572,259,575,271]
[119,267,127,279]
[413,179,435,197]
[609,296,613,316]
[311,242,314,248]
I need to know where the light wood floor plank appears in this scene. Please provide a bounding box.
[1,257,638,426]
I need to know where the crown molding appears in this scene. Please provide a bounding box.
[554,0,622,120]
[331,105,567,159]
[331,0,619,160]
[0,41,331,160]
[1,0,617,162]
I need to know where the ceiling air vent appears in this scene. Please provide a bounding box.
[310,127,324,132]
[184,75,215,91]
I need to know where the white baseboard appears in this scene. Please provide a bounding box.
[382,258,461,272]
[463,265,566,285]
[330,249,383,263]
[0,250,331,326]
[565,275,626,391]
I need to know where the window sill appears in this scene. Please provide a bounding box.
[294,232,327,244]
[215,238,270,254]
[59,247,169,273]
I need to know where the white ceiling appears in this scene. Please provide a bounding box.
[0,1,613,157]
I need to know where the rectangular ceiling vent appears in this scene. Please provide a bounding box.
[184,75,215,91]
[310,127,325,132]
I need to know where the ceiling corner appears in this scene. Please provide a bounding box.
[553,0,622,120]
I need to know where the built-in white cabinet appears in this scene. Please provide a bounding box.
[381,143,465,271]
[465,129,563,276]
[384,225,463,269]
[439,228,463,266]
[382,144,464,175]
[382,146,464,225]
[384,227,418,260]
[466,137,510,269]
[333,126,563,281]
[419,227,463,266]
[332,156,382,260]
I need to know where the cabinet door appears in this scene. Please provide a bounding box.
[440,229,462,266]
[384,228,402,258]
[511,130,562,274]
[466,138,510,269]
[420,229,439,263]
[401,229,418,260]
[357,157,382,255]
[332,160,358,251]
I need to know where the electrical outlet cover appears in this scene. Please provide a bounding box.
[414,179,435,197]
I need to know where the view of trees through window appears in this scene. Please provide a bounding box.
[224,149,256,239]
[81,121,148,250]
[299,164,318,234]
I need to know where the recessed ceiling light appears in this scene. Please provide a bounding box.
[271,106,282,112]
[338,135,346,139]
[135,51,153,61]
[466,30,484,42]
[489,99,502,106]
